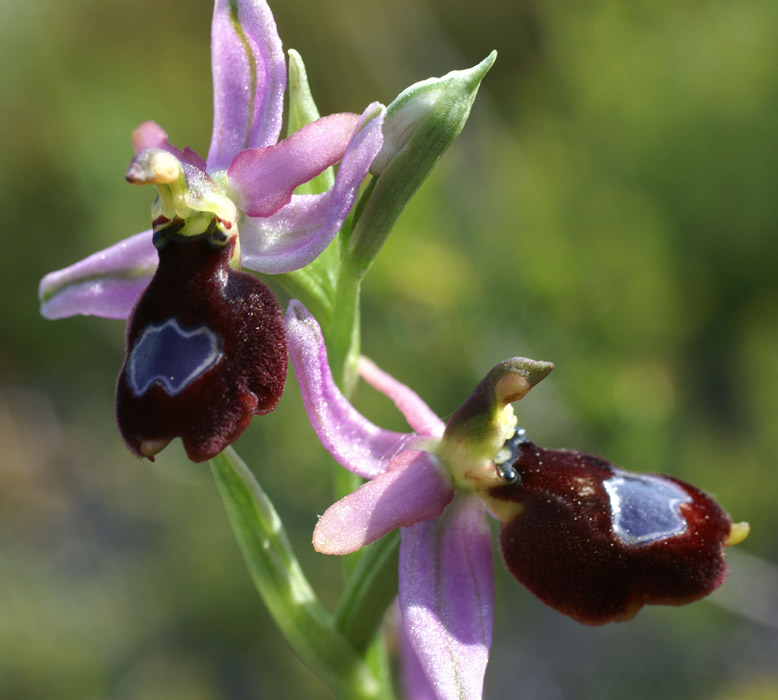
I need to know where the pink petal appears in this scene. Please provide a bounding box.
[313,450,454,555]
[39,230,156,320]
[400,497,494,700]
[132,121,167,151]
[132,121,207,171]
[239,192,331,273]
[358,356,444,439]
[238,103,385,274]
[207,0,286,171]
[285,300,413,479]
[227,113,359,218]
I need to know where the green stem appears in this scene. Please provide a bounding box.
[326,260,363,397]
[335,530,401,653]
[294,202,399,698]
[325,253,369,577]
[274,266,333,325]
[211,448,382,700]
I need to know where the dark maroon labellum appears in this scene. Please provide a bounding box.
[116,226,287,462]
[489,440,734,625]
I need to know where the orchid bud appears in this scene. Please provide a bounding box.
[370,52,496,176]
[484,439,749,625]
[346,52,497,274]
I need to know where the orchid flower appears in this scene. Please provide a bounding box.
[285,300,748,700]
[37,0,384,462]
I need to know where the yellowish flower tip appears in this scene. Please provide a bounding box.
[725,521,750,546]
[139,437,171,460]
[125,149,181,185]
[525,359,555,387]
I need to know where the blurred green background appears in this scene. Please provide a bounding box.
[2,0,777,698]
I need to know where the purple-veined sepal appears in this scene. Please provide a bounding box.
[208,0,286,171]
[38,230,157,320]
[358,357,445,438]
[285,300,418,478]
[399,617,439,700]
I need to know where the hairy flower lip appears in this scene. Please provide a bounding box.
[116,235,287,463]
[486,440,745,626]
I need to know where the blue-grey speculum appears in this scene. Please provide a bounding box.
[604,472,691,545]
[127,318,223,397]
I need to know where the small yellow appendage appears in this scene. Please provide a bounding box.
[725,521,750,546]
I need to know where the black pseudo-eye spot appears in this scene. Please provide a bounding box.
[116,234,287,462]
[604,472,691,545]
[127,319,222,397]
[494,427,529,483]
[487,441,735,625]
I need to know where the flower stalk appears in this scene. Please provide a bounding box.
[211,447,387,700]
[334,530,401,653]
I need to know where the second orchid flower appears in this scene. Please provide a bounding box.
[285,300,748,700]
